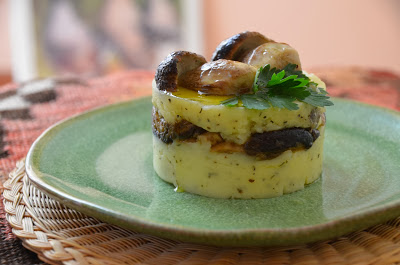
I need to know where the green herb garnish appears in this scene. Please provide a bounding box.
[221,63,333,110]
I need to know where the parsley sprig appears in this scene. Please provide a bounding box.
[221,63,333,110]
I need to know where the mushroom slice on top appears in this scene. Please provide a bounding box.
[155,51,207,92]
[242,42,302,70]
[211,31,274,62]
[179,59,257,96]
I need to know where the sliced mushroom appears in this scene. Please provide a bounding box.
[211,31,274,62]
[178,59,257,95]
[155,51,207,92]
[152,107,205,143]
[242,42,302,70]
[244,128,314,157]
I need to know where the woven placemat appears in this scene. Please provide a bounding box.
[3,159,400,265]
[0,71,155,264]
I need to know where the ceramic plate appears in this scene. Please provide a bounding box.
[26,97,400,247]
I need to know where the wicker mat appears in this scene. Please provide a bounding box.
[3,159,400,265]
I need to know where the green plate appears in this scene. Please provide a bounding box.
[26,97,400,247]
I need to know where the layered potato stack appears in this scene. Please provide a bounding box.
[152,32,327,199]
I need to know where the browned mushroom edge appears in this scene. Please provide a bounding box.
[178,59,257,96]
[155,51,206,92]
[211,31,274,62]
[152,107,323,160]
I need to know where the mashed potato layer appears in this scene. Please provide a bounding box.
[153,126,324,199]
[152,74,325,144]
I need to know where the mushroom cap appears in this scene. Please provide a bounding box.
[211,31,274,62]
[155,51,207,92]
[242,42,302,70]
[179,59,257,95]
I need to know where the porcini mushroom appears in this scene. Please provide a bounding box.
[155,51,207,92]
[212,31,302,70]
[242,42,302,70]
[179,59,257,95]
[211,31,274,61]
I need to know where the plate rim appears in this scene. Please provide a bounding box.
[25,97,400,246]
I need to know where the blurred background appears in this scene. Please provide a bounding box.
[0,0,399,85]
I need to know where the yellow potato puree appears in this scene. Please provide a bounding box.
[153,128,324,199]
[152,74,326,199]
